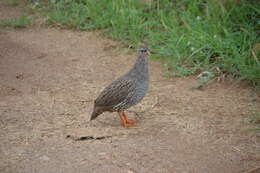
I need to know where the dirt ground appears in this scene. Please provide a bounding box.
[1,2,260,173]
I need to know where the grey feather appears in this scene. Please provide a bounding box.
[90,46,149,120]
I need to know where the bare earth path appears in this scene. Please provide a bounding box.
[0,2,260,173]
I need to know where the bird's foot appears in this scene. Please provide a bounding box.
[119,113,136,128]
[126,119,135,124]
[122,121,136,128]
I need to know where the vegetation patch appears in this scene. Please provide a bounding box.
[0,15,31,28]
[247,112,260,131]
[33,0,260,87]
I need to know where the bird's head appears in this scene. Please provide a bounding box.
[138,46,150,57]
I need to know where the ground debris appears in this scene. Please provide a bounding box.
[66,134,112,141]
[65,127,137,141]
[38,155,50,161]
[241,166,260,173]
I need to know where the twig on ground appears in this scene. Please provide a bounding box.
[66,134,112,141]
[79,99,92,103]
[240,166,260,173]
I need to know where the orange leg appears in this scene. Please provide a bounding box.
[122,112,136,125]
[119,112,136,128]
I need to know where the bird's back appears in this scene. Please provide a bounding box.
[94,77,135,111]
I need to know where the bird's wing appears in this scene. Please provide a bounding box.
[94,78,135,108]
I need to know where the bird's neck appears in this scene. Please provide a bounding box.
[128,54,149,80]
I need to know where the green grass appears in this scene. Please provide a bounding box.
[247,112,260,131]
[37,0,260,87]
[248,112,260,124]
[6,0,20,6]
[0,15,31,28]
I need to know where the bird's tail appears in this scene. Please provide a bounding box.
[90,107,102,121]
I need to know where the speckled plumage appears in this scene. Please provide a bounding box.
[90,47,149,121]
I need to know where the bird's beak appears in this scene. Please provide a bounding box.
[146,50,151,56]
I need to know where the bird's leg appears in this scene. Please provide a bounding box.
[119,112,127,127]
[122,112,136,125]
[119,112,135,128]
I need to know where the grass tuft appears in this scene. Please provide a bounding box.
[36,0,260,87]
[248,112,260,124]
[247,112,260,131]
[0,16,31,28]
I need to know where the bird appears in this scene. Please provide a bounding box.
[90,46,150,127]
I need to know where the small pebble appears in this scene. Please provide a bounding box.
[38,155,50,161]
[98,152,106,156]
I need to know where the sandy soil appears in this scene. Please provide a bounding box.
[0,2,260,173]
